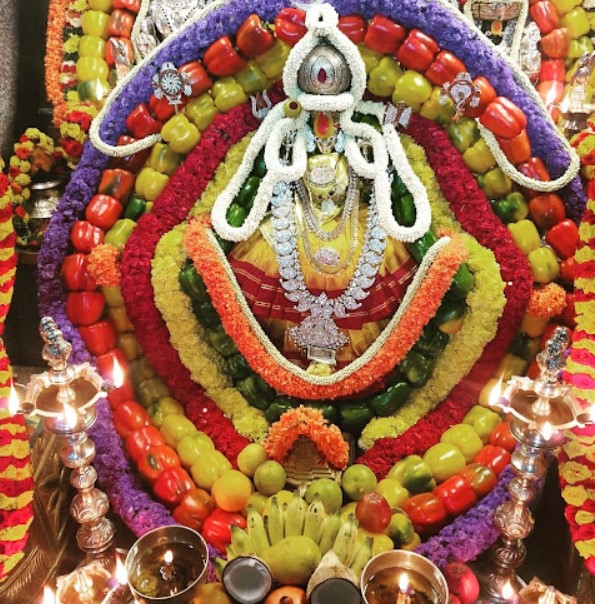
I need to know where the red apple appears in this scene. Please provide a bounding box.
[355,493,392,533]
[443,562,480,604]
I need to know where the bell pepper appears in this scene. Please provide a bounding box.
[206,326,238,357]
[137,376,170,408]
[254,39,291,80]
[273,7,306,46]
[537,80,565,107]
[147,143,182,176]
[539,59,565,83]
[126,425,166,462]
[363,15,406,55]
[406,229,439,263]
[434,298,466,335]
[388,455,436,494]
[489,421,516,452]
[459,463,498,498]
[559,256,577,283]
[96,347,128,379]
[138,445,181,483]
[397,29,440,72]
[528,193,566,230]
[104,218,135,252]
[81,10,110,39]
[508,219,541,255]
[153,466,194,506]
[109,136,152,173]
[304,401,337,423]
[338,14,367,44]
[519,158,551,198]
[450,264,476,300]
[76,56,109,82]
[89,0,112,10]
[66,291,105,326]
[357,44,383,75]
[474,445,511,476]
[399,351,434,387]
[225,203,247,227]
[108,9,134,38]
[124,195,146,221]
[130,356,156,383]
[480,97,527,139]
[530,1,559,34]
[424,51,466,86]
[544,219,579,259]
[462,139,496,174]
[557,291,576,329]
[463,406,502,443]
[402,493,448,535]
[108,379,136,411]
[265,399,294,423]
[177,60,212,100]
[392,191,415,227]
[117,332,140,360]
[551,0,581,14]
[101,285,124,307]
[203,36,246,77]
[540,28,571,58]
[446,117,480,154]
[236,14,275,58]
[112,401,151,439]
[98,169,135,203]
[161,114,200,155]
[434,475,477,516]
[61,253,97,291]
[105,37,135,67]
[185,93,219,131]
[236,375,276,410]
[392,70,433,111]
[440,424,484,464]
[211,77,248,113]
[225,354,251,380]
[492,192,528,224]
[528,245,560,283]
[465,76,497,119]
[203,508,247,552]
[568,36,593,59]
[78,35,106,57]
[193,300,221,328]
[423,442,466,483]
[413,324,449,358]
[79,320,117,356]
[148,396,184,428]
[368,381,411,417]
[479,167,512,198]
[339,402,374,434]
[173,489,215,532]
[107,304,134,332]
[77,78,111,103]
[113,0,140,12]
[419,88,455,126]
[85,194,123,230]
[497,129,531,165]
[236,62,269,95]
[126,103,162,139]
[179,265,208,302]
[368,57,402,98]
[560,7,590,38]
[134,167,169,201]
[148,93,177,122]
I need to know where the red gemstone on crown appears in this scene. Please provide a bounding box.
[317,68,328,83]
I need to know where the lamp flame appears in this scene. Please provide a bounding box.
[115,555,128,585]
[502,579,515,599]
[42,586,55,604]
[398,572,409,593]
[489,378,503,409]
[8,385,20,416]
[541,421,553,441]
[164,550,173,566]
[112,360,124,389]
[63,403,78,428]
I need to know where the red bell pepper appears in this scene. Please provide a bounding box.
[497,129,531,165]
[202,508,247,551]
[459,463,498,498]
[96,347,129,382]
[98,169,135,203]
[173,489,215,532]
[148,94,177,122]
[480,97,527,139]
[179,61,213,97]
[85,194,123,230]
[107,380,136,409]
[273,8,307,47]
[66,291,105,326]
[236,14,275,58]
[545,219,579,259]
[71,220,105,254]
[402,492,448,535]
[489,421,516,452]
[138,445,181,483]
[110,136,152,173]
[363,15,406,55]
[540,28,570,59]
[338,14,367,44]
[61,253,97,291]
[126,103,163,139]
[560,256,577,283]
[556,292,577,329]
[108,9,135,38]
[434,475,477,516]
[397,29,440,72]
[530,1,559,34]
[153,467,194,506]
[78,319,117,356]
[529,193,566,230]
[126,425,165,463]
[537,80,565,106]
[465,76,497,118]
[425,51,466,86]
[106,37,134,67]
[539,59,565,82]
[474,445,511,476]
[519,157,551,197]
[203,36,247,77]
[113,0,140,13]
[113,400,151,440]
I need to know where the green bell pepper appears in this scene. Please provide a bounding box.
[265,399,294,423]
[148,396,185,428]
[492,192,528,224]
[368,381,411,417]
[304,401,338,423]
[206,326,238,357]
[235,61,269,94]
[392,193,416,227]
[235,176,261,210]
[124,195,147,221]
[179,265,208,303]
[192,300,221,328]
[450,264,475,300]
[399,350,434,388]
[388,454,436,494]
[405,229,439,263]
[236,375,276,410]
[446,117,480,153]
[148,142,182,176]
[413,324,449,358]
[225,354,251,380]
[104,218,136,252]
[137,376,170,407]
[226,203,247,227]
[339,402,374,434]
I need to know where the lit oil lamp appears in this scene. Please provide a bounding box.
[501,579,519,603]
[55,560,113,603]
[101,555,133,604]
[42,586,56,604]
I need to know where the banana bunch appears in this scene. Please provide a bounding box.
[229,492,375,579]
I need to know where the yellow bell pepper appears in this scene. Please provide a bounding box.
[236,61,270,94]
[462,139,496,174]
[508,219,541,256]
[81,10,110,39]
[392,71,433,112]
[148,143,182,176]
[446,116,480,154]
[107,304,134,332]
[211,77,248,112]
[419,88,455,126]
[528,246,560,283]
[254,39,291,80]
[76,56,109,82]
[358,43,383,74]
[185,93,219,131]
[551,0,581,15]
[89,0,112,9]
[101,285,125,307]
[478,167,512,198]
[77,79,111,103]
[560,7,590,38]
[117,333,141,361]
[135,167,169,201]
[368,57,402,98]
[161,114,201,154]
[78,35,106,58]
[105,218,136,252]
[568,36,593,59]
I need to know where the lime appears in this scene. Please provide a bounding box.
[341,464,377,501]
[305,478,343,513]
[237,443,268,477]
[254,460,286,496]
[212,470,253,512]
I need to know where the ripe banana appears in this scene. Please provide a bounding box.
[226,544,237,561]
[332,513,359,566]
[231,525,256,557]
[285,490,307,537]
[318,511,342,555]
[246,505,270,557]
[350,536,373,579]
[264,496,284,545]
[303,494,327,544]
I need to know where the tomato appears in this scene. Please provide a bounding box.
[173,489,215,531]
[355,492,392,533]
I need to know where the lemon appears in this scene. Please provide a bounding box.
[254,460,286,496]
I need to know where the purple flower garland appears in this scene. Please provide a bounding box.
[417,468,513,568]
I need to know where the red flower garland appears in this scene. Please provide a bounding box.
[358,115,533,477]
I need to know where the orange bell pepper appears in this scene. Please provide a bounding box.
[480,97,527,139]
[497,129,531,165]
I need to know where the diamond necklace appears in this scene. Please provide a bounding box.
[271,181,387,364]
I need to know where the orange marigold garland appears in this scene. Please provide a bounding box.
[264,406,349,469]
[87,243,121,287]
[526,283,567,317]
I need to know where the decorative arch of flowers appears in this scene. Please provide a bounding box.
[38,0,595,573]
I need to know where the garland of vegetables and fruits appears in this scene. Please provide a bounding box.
[35,0,595,587]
